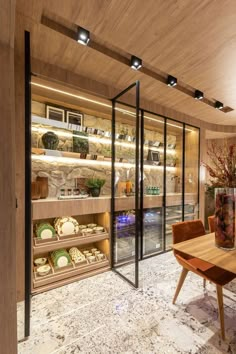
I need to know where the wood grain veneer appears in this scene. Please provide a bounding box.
[0,0,17,351]
[32,194,198,220]
[172,233,236,274]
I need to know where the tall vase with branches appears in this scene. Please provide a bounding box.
[202,141,236,249]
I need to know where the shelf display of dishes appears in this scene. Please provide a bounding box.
[33,246,108,282]
[55,216,79,236]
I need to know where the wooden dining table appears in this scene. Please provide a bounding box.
[172,232,236,274]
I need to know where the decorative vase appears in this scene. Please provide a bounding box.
[90,187,100,197]
[36,176,49,199]
[215,188,236,250]
[42,131,59,150]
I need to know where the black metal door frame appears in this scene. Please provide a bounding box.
[111,81,140,288]
[24,30,32,339]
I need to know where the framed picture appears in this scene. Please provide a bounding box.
[73,131,89,154]
[66,110,83,127]
[46,105,65,122]
[147,149,160,163]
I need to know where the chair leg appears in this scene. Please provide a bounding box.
[216,285,225,340]
[173,267,189,304]
[203,279,206,288]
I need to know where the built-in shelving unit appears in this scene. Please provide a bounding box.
[33,232,109,256]
[31,96,200,290]
[32,198,111,294]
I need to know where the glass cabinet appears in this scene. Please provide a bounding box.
[111,106,200,261]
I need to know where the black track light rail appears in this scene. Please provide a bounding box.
[41,15,233,114]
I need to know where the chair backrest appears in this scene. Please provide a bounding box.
[208,215,215,233]
[172,219,206,244]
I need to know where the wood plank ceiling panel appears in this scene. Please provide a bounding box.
[16,0,236,124]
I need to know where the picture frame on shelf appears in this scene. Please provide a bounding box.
[72,131,89,154]
[46,104,65,122]
[147,149,161,165]
[66,110,83,127]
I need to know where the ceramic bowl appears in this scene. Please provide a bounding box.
[78,225,87,230]
[37,265,51,276]
[82,228,93,235]
[34,257,47,266]
[93,226,104,234]
[87,223,97,229]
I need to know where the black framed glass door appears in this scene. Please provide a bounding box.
[111,81,140,288]
[141,111,165,257]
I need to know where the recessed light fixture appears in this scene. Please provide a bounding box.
[195,90,204,100]
[130,55,142,70]
[77,26,90,45]
[167,75,177,87]
[215,101,224,110]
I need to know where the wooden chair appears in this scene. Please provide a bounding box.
[208,215,215,233]
[172,219,236,340]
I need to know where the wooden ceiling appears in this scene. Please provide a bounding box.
[16,0,236,126]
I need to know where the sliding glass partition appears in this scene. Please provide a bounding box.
[165,120,184,250]
[111,98,200,268]
[142,112,164,257]
[111,82,140,288]
[184,125,200,221]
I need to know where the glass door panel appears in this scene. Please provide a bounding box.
[111,82,140,288]
[184,125,200,221]
[142,112,164,257]
[165,120,183,249]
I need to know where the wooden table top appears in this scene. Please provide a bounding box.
[172,233,236,274]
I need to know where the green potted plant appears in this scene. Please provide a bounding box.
[85,178,106,197]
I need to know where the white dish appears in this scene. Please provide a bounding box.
[93,226,104,233]
[55,216,79,236]
[87,223,97,229]
[82,228,93,235]
[37,265,51,276]
[34,257,47,266]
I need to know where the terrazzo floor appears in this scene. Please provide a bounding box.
[18,252,236,354]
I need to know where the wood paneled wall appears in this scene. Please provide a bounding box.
[15,13,26,302]
[0,0,17,352]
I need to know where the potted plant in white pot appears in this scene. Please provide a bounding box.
[85,178,106,197]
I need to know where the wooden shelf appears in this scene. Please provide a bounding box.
[33,232,109,256]
[32,197,111,219]
[32,194,198,219]
[32,260,110,294]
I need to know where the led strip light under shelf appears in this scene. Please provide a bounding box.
[31,154,176,171]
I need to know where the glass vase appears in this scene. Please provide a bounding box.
[215,188,236,250]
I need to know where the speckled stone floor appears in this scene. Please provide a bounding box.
[18,252,236,354]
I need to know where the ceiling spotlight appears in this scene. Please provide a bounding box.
[167,75,177,87]
[215,101,224,110]
[195,90,204,100]
[130,55,142,70]
[77,26,90,45]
